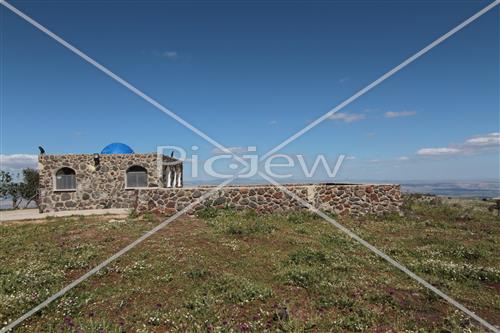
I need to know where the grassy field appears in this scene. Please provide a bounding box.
[0,196,499,332]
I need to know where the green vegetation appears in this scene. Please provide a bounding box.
[0,196,498,332]
[0,168,39,209]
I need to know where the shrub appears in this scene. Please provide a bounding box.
[444,245,485,261]
[196,206,220,219]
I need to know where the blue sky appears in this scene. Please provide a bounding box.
[0,0,499,182]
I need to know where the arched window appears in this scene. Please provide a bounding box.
[126,165,148,188]
[55,167,76,190]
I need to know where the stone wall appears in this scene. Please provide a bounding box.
[38,154,180,212]
[39,154,402,215]
[134,183,402,216]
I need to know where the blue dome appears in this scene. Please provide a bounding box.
[101,143,134,154]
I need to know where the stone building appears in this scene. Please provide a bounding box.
[39,143,402,215]
[38,143,182,212]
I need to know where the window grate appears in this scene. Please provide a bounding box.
[127,171,147,188]
[55,169,76,190]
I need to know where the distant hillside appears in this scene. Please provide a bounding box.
[401,180,500,198]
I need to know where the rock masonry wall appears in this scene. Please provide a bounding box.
[39,154,402,216]
[38,154,176,212]
[134,184,402,216]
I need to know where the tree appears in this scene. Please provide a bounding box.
[19,168,39,208]
[0,169,40,209]
[0,170,21,209]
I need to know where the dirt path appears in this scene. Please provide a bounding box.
[0,208,129,222]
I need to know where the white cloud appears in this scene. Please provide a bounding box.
[464,132,500,147]
[212,147,250,155]
[398,156,410,161]
[162,51,179,60]
[416,132,500,157]
[417,148,462,156]
[345,156,356,160]
[328,112,366,123]
[268,120,277,125]
[149,50,180,60]
[0,154,38,173]
[384,110,417,118]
